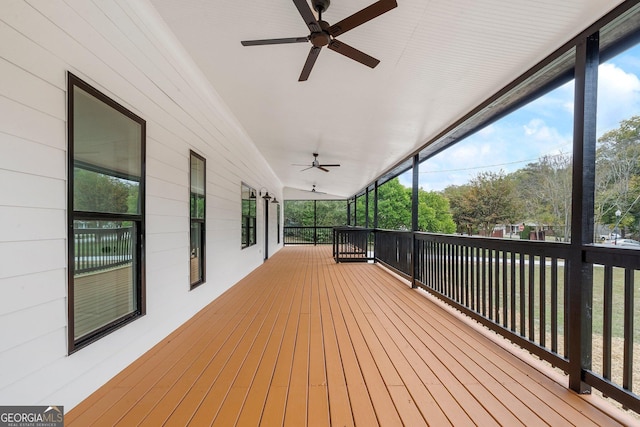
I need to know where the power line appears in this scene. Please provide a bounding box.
[418,151,570,174]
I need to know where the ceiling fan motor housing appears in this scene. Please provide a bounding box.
[313,0,330,13]
[310,27,331,47]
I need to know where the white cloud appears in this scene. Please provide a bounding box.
[477,124,496,137]
[409,59,640,192]
[597,62,640,133]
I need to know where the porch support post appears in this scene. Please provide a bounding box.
[374,180,379,262]
[347,199,351,226]
[411,154,419,288]
[568,31,599,394]
[354,196,358,227]
[374,180,379,229]
[365,187,370,228]
[313,200,318,245]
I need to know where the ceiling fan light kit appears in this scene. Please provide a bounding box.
[241,0,397,81]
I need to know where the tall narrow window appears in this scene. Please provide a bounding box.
[241,183,257,248]
[67,73,145,352]
[277,203,281,244]
[190,151,206,288]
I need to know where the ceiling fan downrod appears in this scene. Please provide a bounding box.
[312,0,330,15]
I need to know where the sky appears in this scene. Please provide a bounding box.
[399,44,640,192]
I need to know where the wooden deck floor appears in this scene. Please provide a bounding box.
[67,245,633,426]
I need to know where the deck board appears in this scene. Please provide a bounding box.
[67,245,633,426]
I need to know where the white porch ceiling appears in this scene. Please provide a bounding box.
[148,0,624,198]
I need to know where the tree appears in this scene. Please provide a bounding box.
[595,116,640,238]
[74,168,131,214]
[376,178,411,229]
[513,153,572,241]
[445,171,520,236]
[417,190,456,233]
[442,184,475,234]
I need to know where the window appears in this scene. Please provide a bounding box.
[67,73,145,352]
[241,183,257,248]
[277,203,281,244]
[190,151,206,288]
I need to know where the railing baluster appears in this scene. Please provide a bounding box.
[488,248,494,320]
[519,252,526,336]
[539,255,546,347]
[528,253,535,341]
[551,257,558,354]
[603,265,613,382]
[511,252,516,332]
[623,268,634,392]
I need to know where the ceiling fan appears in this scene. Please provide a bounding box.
[241,0,398,81]
[309,184,327,194]
[296,153,340,172]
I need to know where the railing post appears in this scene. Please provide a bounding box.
[411,154,419,288]
[313,200,318,245]
[568,31,599,394]
[374,181,379,262]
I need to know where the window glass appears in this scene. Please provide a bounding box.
[68,74,145,350]
[73,220,137,339]
[190,152,206,287]
[73,86,141,214]
[277,203,281,244]
[241,183,257,248]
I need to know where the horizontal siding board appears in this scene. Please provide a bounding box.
[146,196,187,218]
[0,239,66,279]
[146,214,188,235]
[0,170,65,210]
[0,206,65,242]
[0,298,66,353]
[0,328,67,403]
[146,231,187,254]
[0,270,66,316]
[0,134,66,180]
[0,95,65,149]
[0,20,67,90]
[0,57,65,119]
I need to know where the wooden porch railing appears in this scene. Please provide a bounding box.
[333,226,640,414]
[74,227,134,274]
[283,226,334,245]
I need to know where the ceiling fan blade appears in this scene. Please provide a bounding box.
[319,164,340,167]
[328,0,397,37]
[299,46,322,81]
[328,40,379,68]
[292,0,322,33]
[300,166,314,172]
[317,166,330,172]
[241,37,308,46]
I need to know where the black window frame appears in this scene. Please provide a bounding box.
[67,72,146,353]
[190,150,206,289]
[241,183,257,249]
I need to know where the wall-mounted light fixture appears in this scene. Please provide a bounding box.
[258,188,273,201]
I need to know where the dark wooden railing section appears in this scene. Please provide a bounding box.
[332,226,374,262]
[333,226,640,413]
[583,245,640,410]
[283,226,333,245]
[74,227,134,274]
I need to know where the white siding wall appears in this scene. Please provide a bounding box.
[0,0,283,409]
